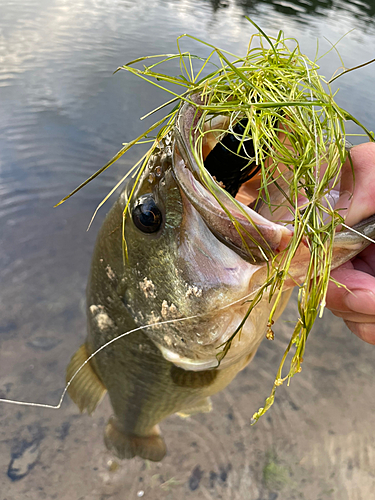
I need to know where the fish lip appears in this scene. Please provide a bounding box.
[155,343,220,370]
[153,295,265,372]
[151,279,283,372]
[172,95,293,262]
[173,96,369,262]
[165,95,375,370]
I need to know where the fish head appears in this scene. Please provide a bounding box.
[119,131,272,372]
[119,94,374,372]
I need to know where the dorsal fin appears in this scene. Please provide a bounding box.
[66,343,107,415]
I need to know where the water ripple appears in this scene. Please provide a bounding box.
[0,1,374,499]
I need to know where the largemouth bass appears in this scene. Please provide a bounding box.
[66,94,375,461]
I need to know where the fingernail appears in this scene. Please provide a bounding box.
[335,190,352,220]
[344,289,375,315]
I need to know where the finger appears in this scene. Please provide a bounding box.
[329,310,375,323]
[326,267,375,314]
[344,321,375,345]
[335,142,375,227]
[351,244,375,275]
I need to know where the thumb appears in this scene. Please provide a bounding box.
[334,142,375,227]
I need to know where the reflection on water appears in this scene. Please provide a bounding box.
[212,0,375,27]
[0,0,374,499]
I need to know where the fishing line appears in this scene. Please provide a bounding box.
[1,220,372,411]
[0,288,259,410]
[341,223,375,245]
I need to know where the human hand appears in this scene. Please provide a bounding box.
[326,142,375,345]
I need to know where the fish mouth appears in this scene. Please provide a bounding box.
[173,94,355,266]
[159,93,373,372]
[151,94,291,371]
[173,94,294,264]
[153,288,289,371]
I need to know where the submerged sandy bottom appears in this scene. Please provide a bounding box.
[0,284,374,500]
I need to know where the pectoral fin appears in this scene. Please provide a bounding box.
[104,416,166,462]
[66,343,107,414]
[177,397,212,418]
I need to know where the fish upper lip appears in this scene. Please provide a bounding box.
[162,94,375,371]
[172,96,293,263]
[172,95,370,264]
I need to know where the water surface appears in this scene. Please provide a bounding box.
[0,1,374,498]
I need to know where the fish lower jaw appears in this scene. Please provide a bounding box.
[156,344,221,371]
[155,308,266,372]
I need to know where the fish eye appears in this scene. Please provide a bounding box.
[132,195,162,233]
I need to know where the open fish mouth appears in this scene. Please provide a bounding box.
[149,93,374,372]
[172,94,370,267]
[149,94,296,371]
[173,93,295,264]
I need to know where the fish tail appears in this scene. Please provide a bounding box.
[104,416,167,462]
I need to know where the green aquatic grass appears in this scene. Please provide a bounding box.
[56,20,374,421]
